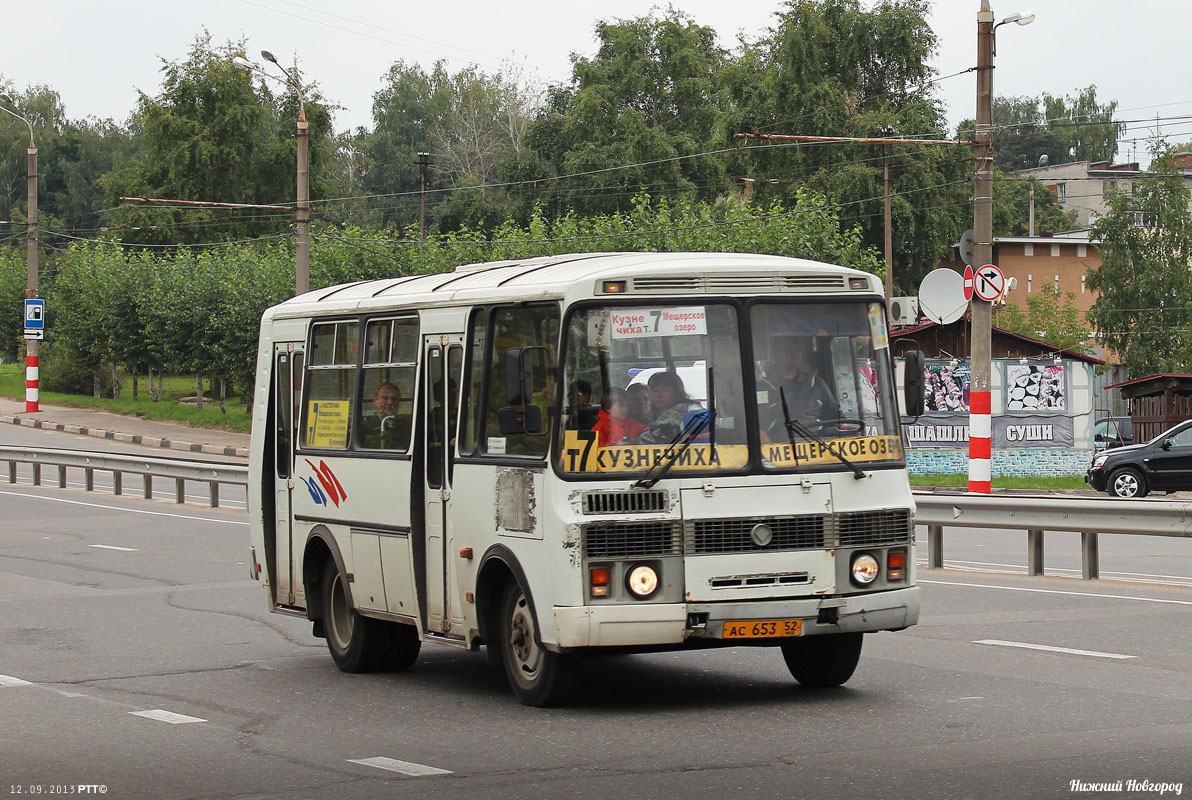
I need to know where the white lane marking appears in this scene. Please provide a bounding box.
[916,560,1192,586]
[0,489,247,526]
[920,579,1192,606]
[347,757,453,777]
[919,557,1192,582]
[130,709,207,724]
[8,477,246,507]
[974,639,1135,660]
[88,544,139,552]
[0,674,33,687]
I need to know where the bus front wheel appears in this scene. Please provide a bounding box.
[500,581,575,707]
[780,632,863,687]
[321,560,390,673]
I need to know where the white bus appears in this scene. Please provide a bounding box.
[248,252,926,706]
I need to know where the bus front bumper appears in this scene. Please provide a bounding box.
[552,586,920,649]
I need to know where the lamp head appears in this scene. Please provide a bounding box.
[1000,11,1036,25]
[261,50,278,65]
[0,91,14,106]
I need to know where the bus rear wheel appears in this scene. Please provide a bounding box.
[500,581,575,707]
[321,560,390,673]
[780,632,863,687]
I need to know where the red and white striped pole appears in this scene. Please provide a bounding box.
[25,351,38,412]
[968,389,991,492]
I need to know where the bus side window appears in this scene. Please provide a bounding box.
[459,308,488,456]
[483,305,559,458]
[356,316,418,451]
[302,320,359,450]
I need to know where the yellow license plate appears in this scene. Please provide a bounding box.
[722,618,803,639]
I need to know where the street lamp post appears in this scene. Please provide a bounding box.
[0,92,39,413]
[970,2,1034,493]
[236,51,310,297]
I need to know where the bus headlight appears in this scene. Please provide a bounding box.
[626,564,660,598]
[850,553,880,586]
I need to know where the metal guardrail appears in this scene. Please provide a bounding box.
[914,491,1192,580]
[0,445,247,509]
[2,446,1186,578]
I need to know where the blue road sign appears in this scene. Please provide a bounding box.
[24,298,45,330]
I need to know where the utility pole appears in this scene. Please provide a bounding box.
[970,3,1035,493]
[296,112,310,296]
[251,50,311,296]
[882,131,894,305]
[969,1,995,494]
[1,93,39,412]
[417,152,430,240]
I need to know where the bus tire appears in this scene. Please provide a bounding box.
[780,632,863,687]
[321,560,388,673]
[500,580,575,707]
[385,622,422,672]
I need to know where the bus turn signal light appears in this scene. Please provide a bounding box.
[887,549,906,580]
[591,567,611,597]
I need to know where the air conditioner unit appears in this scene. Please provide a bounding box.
[890,297,920,326]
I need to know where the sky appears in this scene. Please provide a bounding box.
[3,0,1189,163]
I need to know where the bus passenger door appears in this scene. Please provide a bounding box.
[272,342,303,605]
[422,336,464,634]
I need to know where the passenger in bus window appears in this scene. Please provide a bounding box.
[758,335,838,441]
[592,387,646,446]
[566,379,600,430]
[627,382,653,425]
[359,382,410,449]
[638,371,703,443]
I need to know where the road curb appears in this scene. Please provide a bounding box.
[0,413,249,458]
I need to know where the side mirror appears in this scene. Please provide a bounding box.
[504,348,531,406]
[500,346,550,436]
[498,405,544,436]
[903,349,925,417]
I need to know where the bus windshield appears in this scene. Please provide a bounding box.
[557,300,902,477]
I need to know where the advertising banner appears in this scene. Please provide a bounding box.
[902,415,1074,448]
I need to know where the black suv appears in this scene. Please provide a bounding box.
[1092,416,1133,451]
[1086,419,1192,498]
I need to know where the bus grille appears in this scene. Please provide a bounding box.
[686,516,827,554]
[838,509,912,547]
[583,522,682,558]
[582,490,669,514]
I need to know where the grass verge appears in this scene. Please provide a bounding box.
[910,472,1088,490]
[0,363,251,433]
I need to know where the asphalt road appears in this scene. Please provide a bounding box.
[1,424,1190,799]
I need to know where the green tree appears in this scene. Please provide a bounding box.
[522,9,733,217]
[728,0,968,294]
[1087,146,1192,375]
[99,32,336,245]
[995,284,1089,353]
[962,86,1126,172]
[993,170,1076,236]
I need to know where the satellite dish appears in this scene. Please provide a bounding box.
[918,268,967,325]
[957,229,975,266]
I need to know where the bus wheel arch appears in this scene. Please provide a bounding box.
[475,545,532,654]
[303,526,349,625]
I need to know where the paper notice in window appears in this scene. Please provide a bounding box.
[610,307,707,339]
[306,400,350,448]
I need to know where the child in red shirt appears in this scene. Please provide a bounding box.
[592,387,647,446]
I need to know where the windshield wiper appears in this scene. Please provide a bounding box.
[633,408,714,489]
[779,387,867,480]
